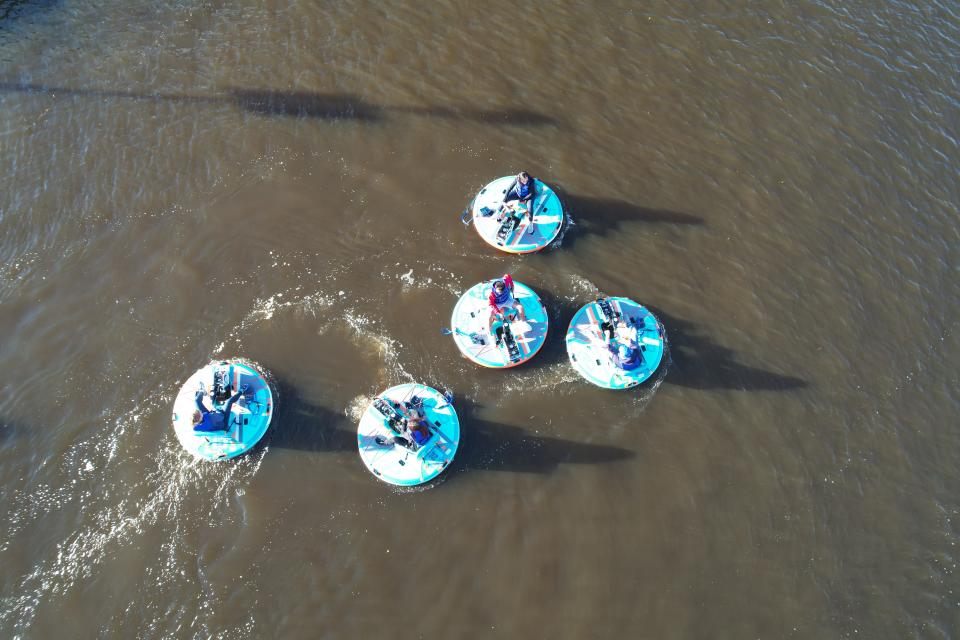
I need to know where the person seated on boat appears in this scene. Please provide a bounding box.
[375,405,431,448]
[193,384,247,433]
[497,171,536,232]
[487,275,526,334]
[601,313,637,344]
[608,342,642,372]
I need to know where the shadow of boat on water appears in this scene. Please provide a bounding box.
[557,193,706,250]
[0,81,562,127]
[653,309,808,392]
[259,383,356,454]
[448,396,635,477]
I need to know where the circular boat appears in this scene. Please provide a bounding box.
[449,278,549,368]
[171,359,276,460]
[565,297,666,389]
[468,175,564,254]
[357,383,459,486]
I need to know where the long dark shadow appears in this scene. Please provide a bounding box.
[559,193,705,249]
[653,308,808,391]
[392,104,561,127]
[449,396,634,476]
[0,0,57,23]
[0,81,560,126]
[227,88,382,120]
[0,81,380,120]
[262,383,356,453]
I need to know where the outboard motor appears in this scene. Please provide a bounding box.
[373,398,404,432]
[501,322,521,362]
[495,214,519,244]
[596,297,621,324]
[212,369,231,403]
[596,297,622,342]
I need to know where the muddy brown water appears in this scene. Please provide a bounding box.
[0,1,958,638]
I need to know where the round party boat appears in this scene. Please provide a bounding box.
[565,297,666,389]
[357,383,459,487]
[449,278,549,368]
[171,359,276,460]
[467,175,564,254]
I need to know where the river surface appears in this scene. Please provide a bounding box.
[1,1,958,638]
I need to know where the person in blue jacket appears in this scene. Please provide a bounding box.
[608,342,642,371]
[375,404,431,449]
[497,171,537,233]
[192,384,247,432]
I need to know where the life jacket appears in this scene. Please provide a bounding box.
[617,344,642,371]
[517,179,532,200]
[491,285,513,306]
[409,423,431,445]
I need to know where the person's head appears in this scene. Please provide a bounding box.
[617,344,633,360]
[192,410,203,426]
[493,279,505,294]
[518,171,530,184]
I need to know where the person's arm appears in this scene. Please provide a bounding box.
[606,343,623,367]
[195,391,209,415]
[503,274,514,293]
[501,176,519,205]
[489,291,502,314]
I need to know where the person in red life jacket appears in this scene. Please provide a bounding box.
[487,274,526,336]
[497,171,537,234]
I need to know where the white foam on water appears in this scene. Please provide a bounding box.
[566,273,601,299]
[0,389,269,636]
[227,290,336,345]
[497,362,583,398]
[341,309,416,384]
[383,261,463,296]
[345,394,372,423]
[224,261,421,388]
